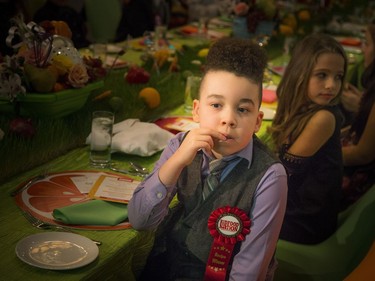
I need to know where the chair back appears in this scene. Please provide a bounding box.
[85,0,122,43]
[275,185,375,281]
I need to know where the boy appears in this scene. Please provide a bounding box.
[128,37,287,281]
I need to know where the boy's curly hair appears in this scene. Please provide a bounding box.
[204,37,267,85]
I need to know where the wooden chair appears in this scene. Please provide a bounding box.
[274,185,375,281]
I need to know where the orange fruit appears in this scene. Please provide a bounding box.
[298,10,311,21]
[53,82,66,92]
[279,24,294,36]
[139,87,161,109]
[282,14,297,30]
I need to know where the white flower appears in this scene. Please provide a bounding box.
[0,72,26,101]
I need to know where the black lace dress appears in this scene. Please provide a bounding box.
[279,106,343,244]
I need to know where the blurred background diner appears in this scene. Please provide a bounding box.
[0,0,375,280]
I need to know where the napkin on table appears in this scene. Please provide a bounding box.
[53,200,128,226]
[86,119,175,157]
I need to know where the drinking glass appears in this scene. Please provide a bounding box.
[90,111,114,168]
[92,43,107,64]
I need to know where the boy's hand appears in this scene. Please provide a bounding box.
[158,128,226,187]
[175,128,227,166]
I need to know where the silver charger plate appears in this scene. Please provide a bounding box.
[15,232,99,270]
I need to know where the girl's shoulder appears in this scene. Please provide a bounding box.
[307,106,341,133]
[313,105,343,124]
[311,107,336,122]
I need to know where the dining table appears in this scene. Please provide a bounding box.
[0,107,274,281]
[0,16,365,281]
[0,145,157,281]
[0,19,235,281]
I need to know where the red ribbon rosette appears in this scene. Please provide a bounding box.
[204,206,251,281]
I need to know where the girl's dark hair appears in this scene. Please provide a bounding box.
[203,37,268,105]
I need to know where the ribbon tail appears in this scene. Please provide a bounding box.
[204,241,235,281]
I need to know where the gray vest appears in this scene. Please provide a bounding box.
[169,137,278,264]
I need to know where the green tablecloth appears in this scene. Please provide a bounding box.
[0,21,364,280]
[0,99,273,280]
[0,146,156,281]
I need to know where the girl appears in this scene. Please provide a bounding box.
[269,33,347,244]
[341,24,375,208]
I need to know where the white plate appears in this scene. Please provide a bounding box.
[260,107,276,120]
[106,44,123,54]
[89,44,123,54]
[15,232,99,270]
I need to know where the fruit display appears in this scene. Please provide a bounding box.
[124,65,150,84]
[0,18,105,101]
[139,87,161,109]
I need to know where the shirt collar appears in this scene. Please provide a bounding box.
[203,138,254,168]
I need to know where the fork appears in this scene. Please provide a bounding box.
[10,174,46,197]
[129,161,149,175]
[10,167,50,196]
[23,211,102,246]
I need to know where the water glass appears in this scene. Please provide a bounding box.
[92,43,107,64]
[90,111,114,168]
[184,75,201,113]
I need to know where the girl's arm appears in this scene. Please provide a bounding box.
[288,110,336,157]
[343,104,375,166]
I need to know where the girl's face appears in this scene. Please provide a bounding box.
[362,27,374,68]
[192,71,263,157]
[307,53,345,106]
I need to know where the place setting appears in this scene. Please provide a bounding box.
[15,231,99,270]
[12,110,175,234]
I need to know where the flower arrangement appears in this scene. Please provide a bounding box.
[0,16,106,102]
[278,8,312,38]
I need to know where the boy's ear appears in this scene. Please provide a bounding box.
[192,99,200,122]
[254,111,264,133]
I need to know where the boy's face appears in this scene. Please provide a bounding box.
[192,71,263,157]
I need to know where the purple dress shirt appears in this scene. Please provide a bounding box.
[128,132,287,281]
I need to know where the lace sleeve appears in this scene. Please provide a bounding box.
[279,144,311,175]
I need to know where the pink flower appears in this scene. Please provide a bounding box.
[234,2,250,17]
[68,63,89,88]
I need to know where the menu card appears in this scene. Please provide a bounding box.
[88,175,140,204]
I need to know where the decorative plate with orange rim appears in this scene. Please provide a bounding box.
[14,170,132,230]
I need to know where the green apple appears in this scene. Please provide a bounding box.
[24,63,57,93]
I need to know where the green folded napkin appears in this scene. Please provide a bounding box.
[53,200,128,226]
